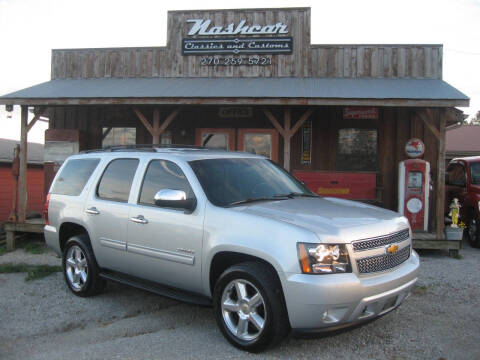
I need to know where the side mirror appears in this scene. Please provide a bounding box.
[154,189,196,213]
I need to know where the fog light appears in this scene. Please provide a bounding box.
[322,307,348,323]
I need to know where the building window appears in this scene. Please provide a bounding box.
[102,127,136,148]
[336,128,378,171]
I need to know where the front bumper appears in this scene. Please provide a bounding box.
[283,250,420,331]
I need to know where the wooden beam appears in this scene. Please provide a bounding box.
[263,109,286,138]
[26,114,41,133]
[102,127,112,140]
[436,110,447,240]
[152,109,160,144]
[157,108,180,137]
[284,109,292,171]
[133,107,154,135]
[289,108,314,137]
[418,109,440,140]
[18,105,28,223]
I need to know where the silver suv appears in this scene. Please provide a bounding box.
[44,147,419,352]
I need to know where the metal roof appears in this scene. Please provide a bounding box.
[0,77,469,107]
[0,138,44,164]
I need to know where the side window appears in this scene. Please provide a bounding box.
[97,159,139,202]
[51,158,100,196]
[139,160,194,206]
[448,163,466,187]
[336,128,378,171]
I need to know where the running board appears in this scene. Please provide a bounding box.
[100,270,212,306]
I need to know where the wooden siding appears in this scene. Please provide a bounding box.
[51,8,442,80]
[0,165,44,222]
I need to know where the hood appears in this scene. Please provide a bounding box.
[231,197,409,243]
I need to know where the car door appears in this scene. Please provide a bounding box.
[126,158,204,293]
[84,157,139,273]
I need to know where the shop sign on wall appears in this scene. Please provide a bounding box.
[343,107,379,119]
[301,120,312,164]
[182,18,293,63]
[219,107,252,118]
[405,138,425,158]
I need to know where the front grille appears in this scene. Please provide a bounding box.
[356,245,410,274]
[352,229,410,252]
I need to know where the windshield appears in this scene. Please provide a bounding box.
[471,162,480,185]
[189,158,315,207]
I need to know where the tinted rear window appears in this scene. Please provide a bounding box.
[97,158,139,202]
[51,158,100,196]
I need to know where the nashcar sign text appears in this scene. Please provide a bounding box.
[187,19,289,36]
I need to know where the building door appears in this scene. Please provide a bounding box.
[237,129,278,162]
[196,128,278,162]
[195,128,235,150]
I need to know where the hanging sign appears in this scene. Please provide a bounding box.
[301,120,312,164]
[343,107,378,119]
[405,138,425,158]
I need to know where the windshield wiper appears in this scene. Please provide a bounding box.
[226,196,289,207]
[274,192,318,198]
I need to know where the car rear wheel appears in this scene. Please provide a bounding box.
[62,234,104,296]
[465,213,480,248]
[213,262,290,352]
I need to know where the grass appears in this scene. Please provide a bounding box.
[0,263,62,281]
[22,241,48,254]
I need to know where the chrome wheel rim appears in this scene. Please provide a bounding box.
[65,245,88,291]
[221,279,266,341]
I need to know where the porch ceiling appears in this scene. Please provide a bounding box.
[0,77,469,107]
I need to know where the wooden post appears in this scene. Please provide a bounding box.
[152,109,160,144]
[6,231,15,251]
[263,108,313,172]
[18,105,28,223]
[133,107,179,144]
[436,110,447,240]
[283,109,292,171]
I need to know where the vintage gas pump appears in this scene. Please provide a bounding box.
[398,158,430,231]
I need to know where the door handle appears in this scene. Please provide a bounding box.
[130,215,148,224]
[85,207,100,215]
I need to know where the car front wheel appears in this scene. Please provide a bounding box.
[213,262,290,352]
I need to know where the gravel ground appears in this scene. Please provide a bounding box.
[1,239,479,360]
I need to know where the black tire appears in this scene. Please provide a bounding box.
[464,210,480,248]
[62,234,104,297]
[213,262,290,352]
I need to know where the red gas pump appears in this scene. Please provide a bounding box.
[398,159,430,231]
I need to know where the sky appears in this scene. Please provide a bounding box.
[0,0,479,144]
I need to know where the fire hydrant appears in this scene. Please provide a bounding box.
[448,198,461,228]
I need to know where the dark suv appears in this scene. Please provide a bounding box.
[446,156,480,247]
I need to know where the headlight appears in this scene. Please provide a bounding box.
[297,243,351,274]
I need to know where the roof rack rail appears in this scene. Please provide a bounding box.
[80,144,212,154]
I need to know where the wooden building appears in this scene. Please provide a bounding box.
[0,8,469,250]
[0,139,44,222]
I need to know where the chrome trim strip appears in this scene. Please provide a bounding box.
[127,243,194,265]
[99,237,126,251]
